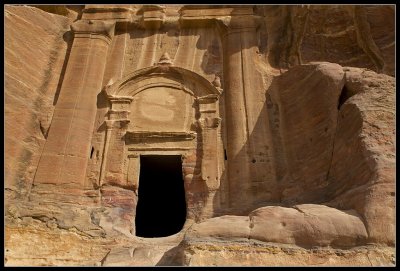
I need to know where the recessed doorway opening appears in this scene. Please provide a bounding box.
[135,155,187,238]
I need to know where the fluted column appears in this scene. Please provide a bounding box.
[34,20,115,187]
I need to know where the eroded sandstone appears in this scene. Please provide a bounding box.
[5,4,395,267]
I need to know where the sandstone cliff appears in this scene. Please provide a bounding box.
[5,5,395,267]
[5,6,72,198]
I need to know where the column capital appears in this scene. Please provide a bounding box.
[216,15,262,36]
[104,119,116,129]
[71,20,116,42]
[198,117,221,129]
[105,119,130,129]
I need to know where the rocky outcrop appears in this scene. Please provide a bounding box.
[175,203,392,266]
[170,242,394,266]
[5,218,111,266]
[267,62,345,204]
[186,204,368,248]
[165,62,394,265]
[262,5,395,76]
[326,67,395,245]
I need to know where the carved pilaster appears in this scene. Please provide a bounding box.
[34,19,116,188]
[215,12,267,209]
[197,93,221,190]
[127,154,140,192]
[99,95,132,187]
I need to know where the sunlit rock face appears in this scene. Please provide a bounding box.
[5,4,395,267]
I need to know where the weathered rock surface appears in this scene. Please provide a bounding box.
[5,5,72,198]
[186,204,368,248]
[266,63,395,248]
[262,5,395,76]
[30,5,85,21]
[174,241,394,266]
[5,4,395,267]
[267,62,345,203]
[326,67,395,246]
[250,204,368,248]
[187,215,251,241]
[5,219,112,266]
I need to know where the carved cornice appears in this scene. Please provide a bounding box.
[107,95,134,103]
[197,94,219,104]
[179,6,254,20]
[71,20,115,42]
[137,5,166,30]
[125,131,196,141]
[81,5,136,22]
[178,5,259,29]
[83,5,135,14]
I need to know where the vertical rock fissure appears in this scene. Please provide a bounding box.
[326,84,346,185]
[239,31,251,161]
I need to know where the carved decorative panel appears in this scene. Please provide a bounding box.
[130,86,194,132]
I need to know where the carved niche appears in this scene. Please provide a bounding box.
[100,61,223,206]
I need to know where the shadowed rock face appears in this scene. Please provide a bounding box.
[262,5,395,76]
[268,63,345,204]
[5,5,395,267]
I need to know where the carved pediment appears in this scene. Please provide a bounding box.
[103,65,222,133]
[104,65,222,99]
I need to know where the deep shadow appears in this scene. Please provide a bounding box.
[53,30,74,106]
[337,85,353,110]
[135,155,187,238]
[156,241,185,266]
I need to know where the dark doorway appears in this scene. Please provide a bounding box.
[135,155,187,238]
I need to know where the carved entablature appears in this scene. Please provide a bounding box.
[125,131,196,143]
[71,20,116,44]
[178,5,255,28]
[137,5,166,30]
